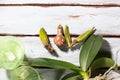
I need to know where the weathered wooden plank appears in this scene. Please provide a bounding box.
[0,6,120,35]
[0,36,118,66]
[0,36,120,80]
[0,0,120,5]
[23,37,120,66]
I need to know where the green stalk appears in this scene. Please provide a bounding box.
[79,71,89,80]
[64,25,72,48]
[84,76,89,80]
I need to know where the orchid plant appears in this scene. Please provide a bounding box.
[0,28,117,80]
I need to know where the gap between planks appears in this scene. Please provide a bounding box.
[0,33,120,38]
[0,3,120,7]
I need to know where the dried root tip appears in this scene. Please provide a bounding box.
[54,24,65,46]
[45,44,54,52]
[57,24,63,35]
[54,35,65,46]
[58,24,63,29]
[45,44,59,57]
[39,28,58,57]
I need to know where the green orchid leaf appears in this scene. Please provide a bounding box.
[80,35,103,71]
[61,72,81,80]
[9,66,42,80]
[29,58,80,71]
[0,36,25,70]
[91,57,115,71]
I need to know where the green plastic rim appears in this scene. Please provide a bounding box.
[0,36,25,70]
[10,66,42,80]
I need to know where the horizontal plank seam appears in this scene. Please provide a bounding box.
[0,3,120,7]
[0,33,120,38]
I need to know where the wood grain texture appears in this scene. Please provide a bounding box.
[0,6,120,35]
[23,37,120,66]
[0,36,118,66]
[0,0,120,78]
[0,0,120,5]
[0,4,120,7]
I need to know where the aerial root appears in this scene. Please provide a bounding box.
[91,50,119,80]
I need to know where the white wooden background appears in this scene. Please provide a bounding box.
[0,1,120,79]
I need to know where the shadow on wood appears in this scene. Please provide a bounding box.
[95,39,112,59]
[57,43,69,52]
[71,42,82,51]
